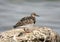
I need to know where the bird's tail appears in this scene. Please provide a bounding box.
[13,25,18,28]
[13,21,22,28]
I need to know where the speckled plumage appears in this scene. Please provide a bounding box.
[13,13,39,28]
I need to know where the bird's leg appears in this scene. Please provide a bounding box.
[23,28,30,33]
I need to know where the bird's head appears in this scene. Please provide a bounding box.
[31,12,39,17]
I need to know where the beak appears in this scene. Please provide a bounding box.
[36,15,40,17]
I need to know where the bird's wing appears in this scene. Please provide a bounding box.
[13,16,35,28]
[20,16,35,24]
[15,16,30,27]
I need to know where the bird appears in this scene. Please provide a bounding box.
[13,12,39,28]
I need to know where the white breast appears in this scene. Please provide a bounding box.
[20,24,34,28]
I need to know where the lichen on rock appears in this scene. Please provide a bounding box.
[0,26,60,42]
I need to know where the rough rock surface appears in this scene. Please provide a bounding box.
[0,26,60,42]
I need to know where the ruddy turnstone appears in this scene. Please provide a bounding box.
[13,12,39,28]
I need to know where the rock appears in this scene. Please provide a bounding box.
[0,26,60,42]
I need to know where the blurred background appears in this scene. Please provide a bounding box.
[0,0,60,34]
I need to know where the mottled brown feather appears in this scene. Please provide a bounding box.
[13,16,35,28]
[13,13,39,28]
